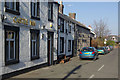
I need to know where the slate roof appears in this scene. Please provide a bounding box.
[59,13,90,30]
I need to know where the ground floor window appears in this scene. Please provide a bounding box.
[30,29,40,60]
[68,40,71,52]
[4,25,19,65]
[60,37,64,53]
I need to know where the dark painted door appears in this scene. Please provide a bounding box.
[47,32,54,66]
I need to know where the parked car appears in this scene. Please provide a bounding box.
[105,46,110,53]
[79,47,99,60]
[97,47,107,55]
[109,46,114,51]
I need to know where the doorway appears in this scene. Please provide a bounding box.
[47,32,54,66]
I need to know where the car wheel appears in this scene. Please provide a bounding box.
[79,58,82,60]
[93,56,97,61]
[97,55,99,59]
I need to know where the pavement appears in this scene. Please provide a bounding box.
[9,48,118,80]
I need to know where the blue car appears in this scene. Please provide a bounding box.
[79,47,99,60]
[97,47,106,55]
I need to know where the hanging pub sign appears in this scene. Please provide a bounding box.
[13,16,36,26]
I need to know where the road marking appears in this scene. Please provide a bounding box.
[88,74,94,80]
[98,65,104,71]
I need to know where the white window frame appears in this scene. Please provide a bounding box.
[6,31,16,61]
[31,0,40,18]
[6,0,17,11]
[31,33,37,57]
[48,3,52,20]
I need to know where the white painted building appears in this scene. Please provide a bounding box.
[0,0,59,78]
[58,13,75,59]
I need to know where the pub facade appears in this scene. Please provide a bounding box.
[0,0,59,78]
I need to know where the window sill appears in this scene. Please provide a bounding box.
[5,7,20,15]
[31,56,40,61]
[48,19,53,22]
[60,31,64,33]
[31,16,40,20]
[60,51,64,53]
[5,60,19,66]
[68,50,71,52]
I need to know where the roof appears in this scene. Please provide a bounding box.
[58,13,90,30]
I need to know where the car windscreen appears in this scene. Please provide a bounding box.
[97,47,104,50]
[81,48,94,51]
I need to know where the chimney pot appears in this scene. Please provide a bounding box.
[59,1,64,14]
[69,13,76,20]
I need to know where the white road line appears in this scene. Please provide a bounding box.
[98,65,104,71]
[89,74,94,79]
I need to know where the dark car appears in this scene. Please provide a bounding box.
[79,47,99,60]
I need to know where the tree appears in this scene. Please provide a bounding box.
[93,19,111,38]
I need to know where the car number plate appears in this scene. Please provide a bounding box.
[85,53,89,54]
[98,52,102,53]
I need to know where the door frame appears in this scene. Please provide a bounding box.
[47,31,54,66]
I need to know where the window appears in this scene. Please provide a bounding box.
[4,25,19,65]
[5,0,20,15]
[68,22,71,33]
[30,30,40,60]
[60,18,64,32]
[60,37,64,53]
[48,2,53,21]
[68,40,71,52]
[82,39,87,42]
[31,0,40,20]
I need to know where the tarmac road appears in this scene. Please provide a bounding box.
[11,48,118,80]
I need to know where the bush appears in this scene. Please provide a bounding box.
[106,40,116,46]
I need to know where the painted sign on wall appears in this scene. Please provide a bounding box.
[13,16,36,26]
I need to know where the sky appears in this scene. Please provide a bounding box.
[62,2,118,35]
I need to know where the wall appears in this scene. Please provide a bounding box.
[0,1,58,75]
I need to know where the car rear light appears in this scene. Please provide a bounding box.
[80,51,82,54]
[92,52,95,54]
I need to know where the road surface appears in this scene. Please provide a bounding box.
[11,48,118,80]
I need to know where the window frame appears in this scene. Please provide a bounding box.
[60,37,64,53]
[4,25,19,66]
[30,29,40,61]
[68,22,71,33]
[68,40,71,52]
[48,2,53,22]
[5,0,20,15]
[60,18,64,33]
[31,1,40,20]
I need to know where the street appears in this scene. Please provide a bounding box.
[11,48,118,79]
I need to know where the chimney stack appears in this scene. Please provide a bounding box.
[59,1,64,14]
[69,13,76,20]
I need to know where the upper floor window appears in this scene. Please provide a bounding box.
[5,0,20,15]
[60,18,64,32]
[68,22,71,33]
[31,0,40,20]
[48,2,53,21]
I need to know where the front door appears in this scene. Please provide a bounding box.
[47,32,54,66]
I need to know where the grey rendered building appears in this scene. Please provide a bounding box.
[57,1,91,59]
[0,0,59,78]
